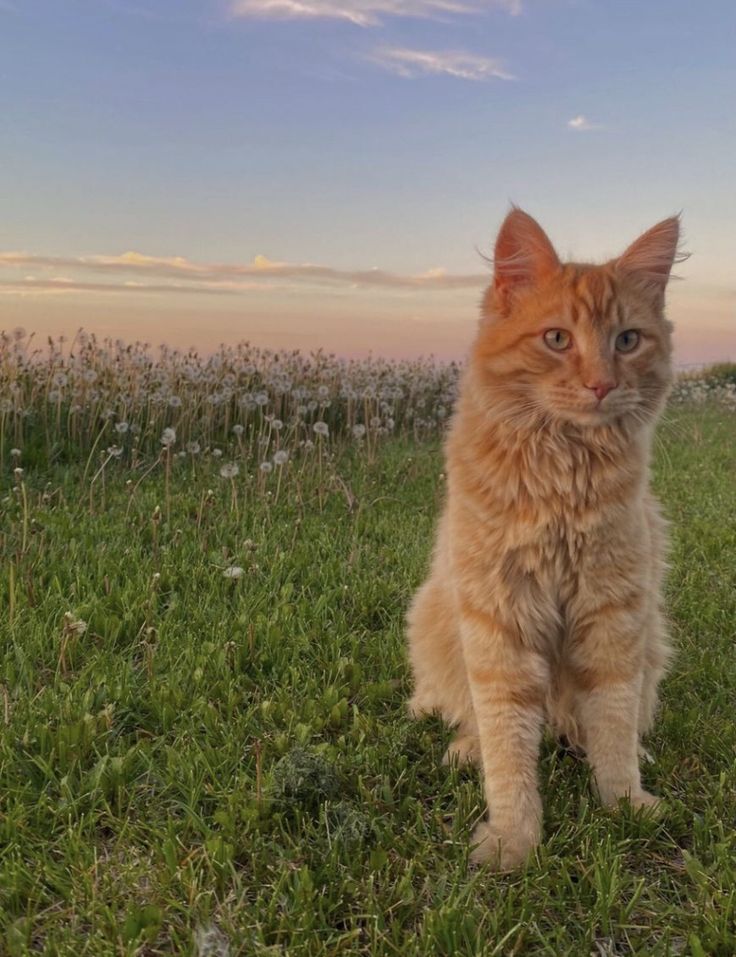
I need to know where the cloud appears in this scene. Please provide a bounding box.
[0,278,269,297]
[227,0,521,28]
[0,250,488,295]
[567,114,603,132]
[370,46,514,80]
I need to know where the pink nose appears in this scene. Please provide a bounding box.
[586,381,617,401]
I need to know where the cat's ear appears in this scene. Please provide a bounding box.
[492,208,560,313]
[615,216,682,302]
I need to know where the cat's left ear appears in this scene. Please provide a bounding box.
[615,216,683,303]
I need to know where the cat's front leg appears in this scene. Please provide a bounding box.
[570,602,657,809]
[459,602,549,870]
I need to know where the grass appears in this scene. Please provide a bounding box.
[1,403,735,956]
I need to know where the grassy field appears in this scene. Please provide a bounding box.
[1,402,735,956]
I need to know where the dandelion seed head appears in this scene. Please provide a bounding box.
[259,461,273,474]
[313,421,329,437]
[222,566,244,580]
[160,426,176,446]
[273,450,289,466]
[63,612,88,636]
[220,462,240,479]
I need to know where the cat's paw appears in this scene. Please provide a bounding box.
[604,788,663,817]
[628,789,663,816]
[469,821,538,872]
[442,734,480,767]
[406,695,429,720]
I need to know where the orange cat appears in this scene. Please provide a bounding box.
[407,208,681,870]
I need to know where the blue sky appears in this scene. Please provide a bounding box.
[1,0,734,360]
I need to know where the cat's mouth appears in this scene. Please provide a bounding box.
[552,393,638,426]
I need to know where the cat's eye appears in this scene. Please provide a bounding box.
[543,329,572,352]
[615,330,640,353]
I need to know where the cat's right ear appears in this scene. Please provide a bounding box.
[492,208,560,315]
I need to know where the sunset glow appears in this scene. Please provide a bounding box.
[1,1,734,363]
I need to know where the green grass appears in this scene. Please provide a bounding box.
[1,404,735,956]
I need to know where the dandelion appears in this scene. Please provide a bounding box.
[212,448,223,458]
[220,463,240,479]
[115,421,129,434]
[313,421,329,437]
[195,923,230,957]
[255,392,269,406]
[232,424,244,436]
[106,446,124,458]
[168,395,182,408]
[10,448,21,458]
[187,441,201,455]
[14,467,23,478]
[63,612,88,636]
[352,424,366,439]
[271,419,283,431]
[259,461,273,474]
[273,450,289,466]
[223,566,244,580]
[160,427,176,447]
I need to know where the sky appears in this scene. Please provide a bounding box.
[1,0,734,363]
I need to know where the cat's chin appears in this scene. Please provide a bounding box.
[556,406,632,429]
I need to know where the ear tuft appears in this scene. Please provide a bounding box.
[616,216,686,298]
[492,208,560,311]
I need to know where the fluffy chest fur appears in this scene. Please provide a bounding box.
[444,396,655,653]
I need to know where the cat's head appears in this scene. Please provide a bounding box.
[474,208,683,429]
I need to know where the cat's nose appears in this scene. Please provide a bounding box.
[585,380,617,401]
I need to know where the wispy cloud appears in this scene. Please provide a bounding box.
[0,278,254,297]
[0,250,488,295]
[567,114,603,132]
[228,0,521,28]
[370,46,514,80]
